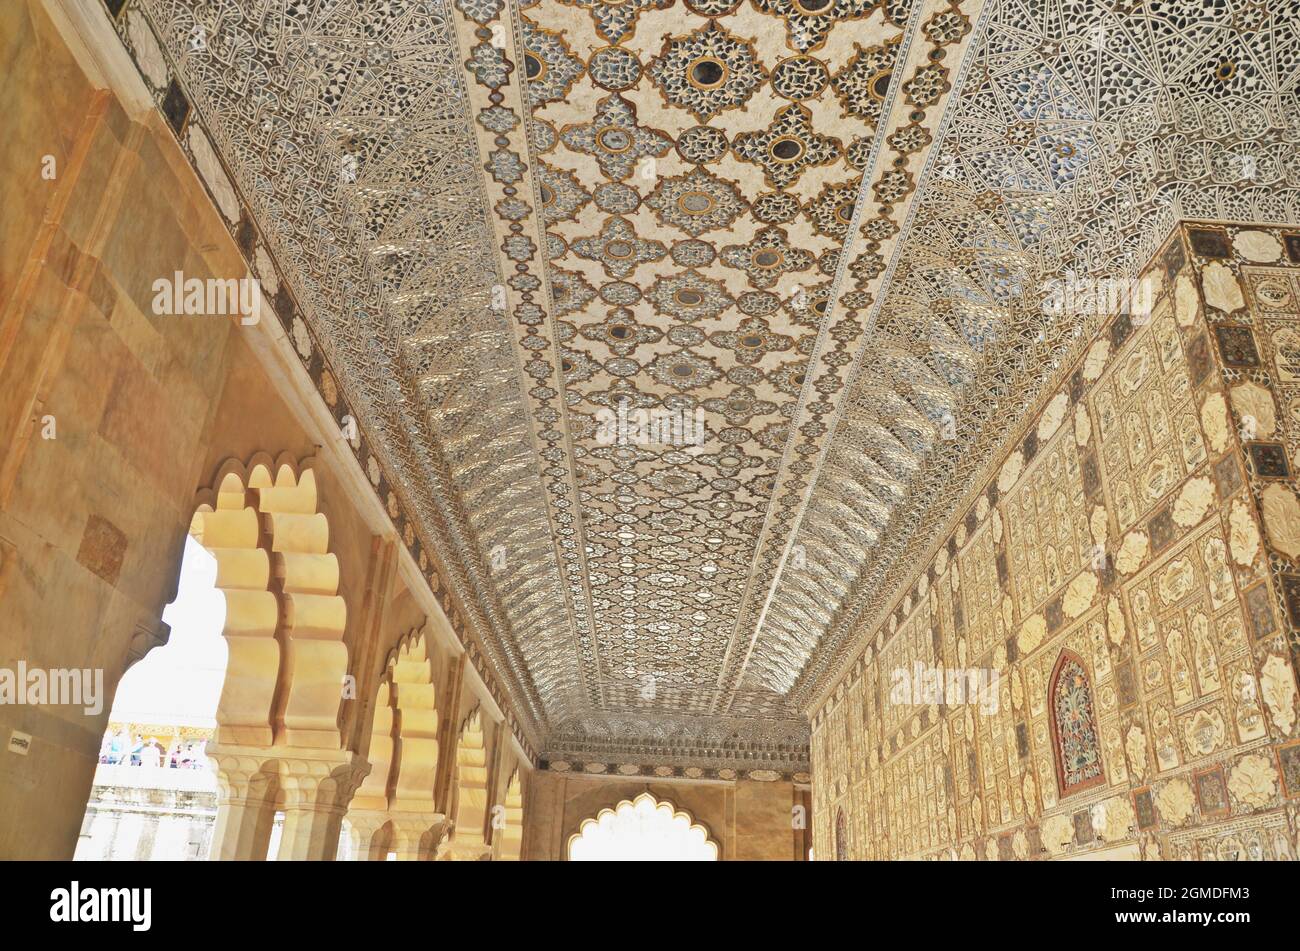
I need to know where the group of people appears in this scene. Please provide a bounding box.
[97,728,208,770]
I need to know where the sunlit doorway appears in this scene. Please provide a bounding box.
[568,793,718,861]
[75,536,226,860]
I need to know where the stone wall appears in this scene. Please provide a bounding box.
[810,222,1300,861]
[0,0,257,857]
[75,764,218,861]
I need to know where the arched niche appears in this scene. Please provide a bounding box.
[1048,649,1107,797]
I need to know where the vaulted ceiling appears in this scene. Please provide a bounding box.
[120,0,1300,770]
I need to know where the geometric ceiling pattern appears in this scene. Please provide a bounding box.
[122,0,1300,769]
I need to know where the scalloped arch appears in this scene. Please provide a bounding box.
[350,625,441,857]
[568,792,718,861]
[389,628,440,807]
[190,455,348,748]
[452,707,489,852]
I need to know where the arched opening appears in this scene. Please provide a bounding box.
[1049,650,1107,797]
[75,535,226,860]
[76,455,355,861]
[568,793,718,861]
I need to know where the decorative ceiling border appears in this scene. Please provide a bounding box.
[544,706,809,768]
[541,759,812,783]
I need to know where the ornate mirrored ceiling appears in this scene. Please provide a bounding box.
[117,0,1300,769]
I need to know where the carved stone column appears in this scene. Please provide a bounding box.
[275,750,370,861]
[207,748,281,861]
[343,808,391,861]
[390,813,446,861]
[445,825,493,861]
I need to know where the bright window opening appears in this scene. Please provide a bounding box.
[568,793,718,861]
[76,535,227,860]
